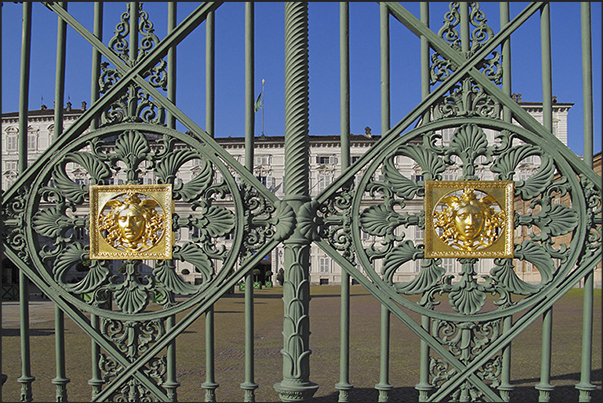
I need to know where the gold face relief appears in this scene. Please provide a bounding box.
[424,181,514,258]
[90,184,173,260]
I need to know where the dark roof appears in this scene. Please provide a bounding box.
[2,108,86,118]
[215,133,380,143]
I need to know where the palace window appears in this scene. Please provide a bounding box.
[316,155,337,165]
[5,128,18,152]
[254,155,271,167]
[317,173,332,193]
[442,258,456,273]
[28,131,38,151]
[4,161,17,171]
[318,257,331,273]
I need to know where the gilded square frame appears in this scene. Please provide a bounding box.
[89,184,173,260]
[424,180,514,259]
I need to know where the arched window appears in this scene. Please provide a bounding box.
[28,126,39,151]
[5,127,18,152]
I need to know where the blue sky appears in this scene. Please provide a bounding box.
[2,2,601,156]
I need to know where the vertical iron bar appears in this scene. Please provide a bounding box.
[18,2,32,174]
[53,2,67,143]
[17,4,35,402]
[206,10,215,138]
[274,3,318,401]
[202,306,219,402]
[419,2,430,124]
[459,2,471,105]
[499,4,514,401]
[460,2,470,53]
[580,1,594,170]
[241,3,258,402]
[88,4,104,398]
[376,305,392,402]
[242,273,257,402]
[376,4,392,402]
[576,3,595,402]
[541,3,552,132]
[536,309,554,401]
[52,306,69,401]
[500,2,513,124]
[499,317,513,401]
[335,3,352,402]
[165,316,179,401]
[164,8,180,400]
[88,314,103,399]
[203,10,218,401]
[536,6,554,402]
[89,2,103,131]
[52,6,69,399]
[339,2,350,172]
[167,2,177,130]
[128,2,139,118]
[380,3,390,135]
[18,273,35,403]
[416,4,432,402]
[0,0,3,389]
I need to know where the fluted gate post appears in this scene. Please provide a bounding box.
[273,3,319,402]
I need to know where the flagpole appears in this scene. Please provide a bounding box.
[261,78,265,136]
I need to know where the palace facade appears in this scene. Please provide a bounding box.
[5,98,599,291]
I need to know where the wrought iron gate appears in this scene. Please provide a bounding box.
[1,2,600,402]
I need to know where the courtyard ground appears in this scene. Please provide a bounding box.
[1,286,601,402]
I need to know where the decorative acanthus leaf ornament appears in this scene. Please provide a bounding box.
[395,257,446,295]
[360,204,405,237]
[490,258,539,295]
[382,157,424,199]
[446,124,491,178]
[398,145,446,181]
[68,260,110,295]
[531,203,579,240]
[491,145,555,199]
[172,243,214,283]
[67,151,113,184]
[114,130,151,178]
[154,148,199,187]
[52,150,112,202]
[191,205,235,240]
[178,158,213,202]
[272,200,296,242]
[152,260,198,295]
[52,242,89,284]
[448,281,487,315]
[514,241,555,287]
[298,200,322,241]
[518,156,555,200]
[51,168,89,204]
[113,279,149,315]
[381,241,422,283]
[32,207,74,240]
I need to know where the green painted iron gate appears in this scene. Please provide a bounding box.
[1,2,600,402]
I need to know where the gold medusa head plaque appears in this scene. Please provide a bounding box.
[424,181,514,258]
[90,184,173,260]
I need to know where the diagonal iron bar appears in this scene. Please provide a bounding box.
[43,0,278,206]
[316,2,543,205]
[384,1,598,182]
[2,249,171,401]
[315,242,501,401]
